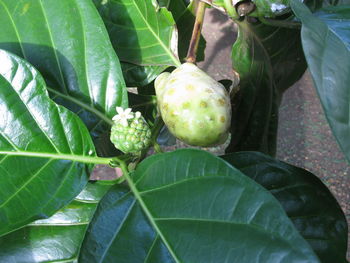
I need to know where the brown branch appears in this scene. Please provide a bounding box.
[185,0,208,64]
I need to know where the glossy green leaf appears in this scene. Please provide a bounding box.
[80,149,319,263]
[291,1,350,164]
[228,19,306,155]
[0,49,105,237]
[221,151,349,263]
[93,0,181,67]
[0,0,128,146]
[0,182,111,262]
[117,0,205,88]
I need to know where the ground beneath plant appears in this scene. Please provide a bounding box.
[92,8,350,259]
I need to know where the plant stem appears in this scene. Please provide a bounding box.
[185,0,208,63]
[151,117,164,143]
[153,142,163,153]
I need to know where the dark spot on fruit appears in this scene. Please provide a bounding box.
[200,101,207,108]
[218,99,226,106]
[162,103,169,111]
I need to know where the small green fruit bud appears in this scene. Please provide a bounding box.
[110,107,151,153]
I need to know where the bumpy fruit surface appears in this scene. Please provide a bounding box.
[155,63,231,147]
[110,107,151,153]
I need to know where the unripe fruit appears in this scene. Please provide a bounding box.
[155,63,231,147]
[110,107,151,153]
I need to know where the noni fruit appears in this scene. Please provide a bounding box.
[155,63,231,147]
[110,107,151,153]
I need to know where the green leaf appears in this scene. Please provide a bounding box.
[93,0,181,67]
[291,1,350,164]
[0,182,112,262]
[159,0,188,20]
[122,63,167,87]
[80,149,319,262]
[228,19,306,155]
[0,0,128,146]
[0,50,108,237]
[221,151,349,263]
[119,0,206,88]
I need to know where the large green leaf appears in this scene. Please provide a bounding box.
[119,0,206,89]
[0,49,106,237]
[80,149,319,262]
[0,182,111,262]
[93,0,180,67]
[0,0,128,148]
[221,151,349,263]
[291,1,350,164]
[228,19,306,155]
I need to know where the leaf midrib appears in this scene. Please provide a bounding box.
[38,0,69,95]
[129,0,181,67]
[0,159,52,208]
[122,162,181,263]
[0,1,26,59]
[47,87,113,126]
[0,150,110,165]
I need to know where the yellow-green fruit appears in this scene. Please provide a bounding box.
[155,63,231,147]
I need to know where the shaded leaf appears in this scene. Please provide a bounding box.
[80,149,319,263]
[122,63,167,87]
[228,18,306,155]
[0,182,111,262]
[157,125,177,146]
[128,92,158,124]
[291,1,350,164]
[0,49,98,236]
[0,0,128,151]
[221,151,348,263]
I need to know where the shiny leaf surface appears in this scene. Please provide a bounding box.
[228,19,306,155]
[93,0,180,67]
[291,1,350,164]
[222,151,349,263]
[0,182,111,262]
[119,0,205,88]
[0,0,128,143]
[80,149,319,263]
[0,50,98,236]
